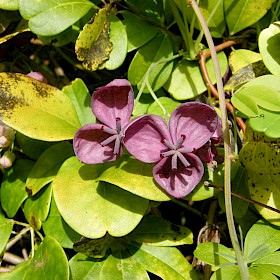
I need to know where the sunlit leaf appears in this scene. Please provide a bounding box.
[26,142,74,196]
[147,97,181,118]
[129,244,197,280]
[128,34,174,93]
[252,252,280,276]
[165,52,228,100]
[224,0,276,35]
[0,236,69,279]
[42,196,81,249]
[101,14,127,70]
[20,0,95,36]
[97,155,170,201]
[259,22,280,76]
[244,220,280,261]
[229,49,262,74]
[0,0,19,10]
[75,8,112,71]
[0,73,81,141]
[52,156,149,238]
[194,242,236,268]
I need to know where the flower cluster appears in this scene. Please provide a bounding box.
[0,122,15,169]
[74,79,221,198]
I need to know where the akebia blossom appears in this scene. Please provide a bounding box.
[123,102,218,198]
[74,79,134,164]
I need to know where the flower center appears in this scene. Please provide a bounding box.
[160,134,192,170]
[100,117,123,155]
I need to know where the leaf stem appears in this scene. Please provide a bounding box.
[188,1,249,279]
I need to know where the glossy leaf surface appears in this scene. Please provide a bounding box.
[52,156,149,238]
[0,73,81,141]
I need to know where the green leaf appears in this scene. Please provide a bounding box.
[244,220,280,261]
[69,253,104,280]
[101,14,127,70]
[0,0,19,10]
[194,242,236,268]
[124,0,163,24]
[0,73,81,141]
[210,266,241,280]
[127,215,193,246]
[100,253,150,280]
[26,142,74,196]
[233,85,280,113]
[224,0,276,35]
[248,107,280,138]
[19,0,95,36]
[0,236,69,280]
[165,52,228,100]
[183,0,226,38]
[73,234,112,258]
[231,91,259,117]
[122,10,158,52]
[186,163,224,201]
[52,156,149,238]
[75,8,112,71]
[0,209,14,255]
[252,251,280,276]
[16,132,54,160]
[128,34,174,93]
[259,22,280,76]
[62,78,95,126]
[147,97,181,118]
[229,49,262,74]
[42,196,81,249]
[129,244,197,280]
[1,159,34,218]
[97,155,170,201]
[249,266,278,280]
[23,184,53,230]
[243,74,280,90]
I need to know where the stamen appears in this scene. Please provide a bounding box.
[100,134,117,146]
[116,117,121,132]
[161,150,176,157]
[178,146,193,154]
[101,125,117,135]
[162,139,176,150]
[175,134,186,149]
[177,152,190,167]
[113,136,121,155]
[171,153,178,170]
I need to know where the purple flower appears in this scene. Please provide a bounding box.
[124,102,218,198]
[74,79,134,164]
[196,118,223,163]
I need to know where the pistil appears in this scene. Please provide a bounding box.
[100,117,123,155]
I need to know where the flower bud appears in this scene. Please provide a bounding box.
[0,151,15,168]
[0,123,15,148]
[26,72,48,84]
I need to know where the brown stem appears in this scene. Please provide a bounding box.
[198,43,246,135]
[205,181,280,214]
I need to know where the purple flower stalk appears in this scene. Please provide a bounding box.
[74,79,134,164]
[123,102,218,198]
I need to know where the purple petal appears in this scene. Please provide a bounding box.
[211,118,222,144]
[153,153,204,198]
[169,102,218,150]
[123,115,172,163]
[92,79,134,129]
[73,124,121,164]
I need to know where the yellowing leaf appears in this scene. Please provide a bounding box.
[0,73,81,141]
[75,8,112,71]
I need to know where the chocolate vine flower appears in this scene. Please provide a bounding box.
[74,79,134,164]
[124,102,218,198]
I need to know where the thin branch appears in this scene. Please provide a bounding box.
[205,181,280,214]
